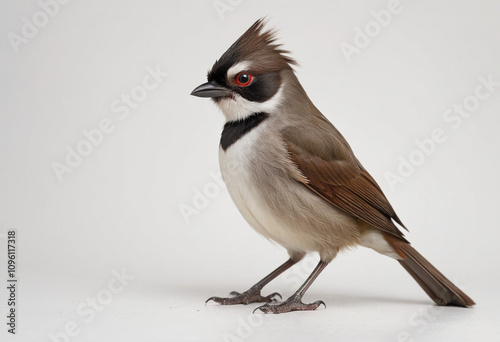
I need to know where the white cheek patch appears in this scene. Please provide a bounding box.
[217,85,284,122]
[227,60,253,79]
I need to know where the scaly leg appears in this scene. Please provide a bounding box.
[206,258,297,305]
[254,260,328,314]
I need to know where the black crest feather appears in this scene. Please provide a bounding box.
[208,18,297,81]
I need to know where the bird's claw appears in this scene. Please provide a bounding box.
[206,288,281,305]
[253,296,326,314]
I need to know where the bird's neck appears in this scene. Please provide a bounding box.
[220,112,270,151]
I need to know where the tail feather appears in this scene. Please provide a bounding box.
[394,242,475,307]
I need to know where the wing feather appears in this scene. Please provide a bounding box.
[284,138,407,240]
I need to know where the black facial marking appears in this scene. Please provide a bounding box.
[235,72,281,103]
[208,51,282,104]
[208,50,240,89]
[220,112,270,151]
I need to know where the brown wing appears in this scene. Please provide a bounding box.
[284,139,408,241]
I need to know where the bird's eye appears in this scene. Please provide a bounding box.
[235,73,253,87]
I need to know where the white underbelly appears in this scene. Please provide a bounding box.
[217,123,399,261]
[217,124,355,259]
[218,128,280,242]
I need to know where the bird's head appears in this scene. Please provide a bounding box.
[191,18,298,122]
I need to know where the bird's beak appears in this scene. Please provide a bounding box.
[190,81,231,98]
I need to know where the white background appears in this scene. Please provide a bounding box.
[1,0,500,341]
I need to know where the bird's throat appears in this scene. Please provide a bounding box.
[220,112,270,151]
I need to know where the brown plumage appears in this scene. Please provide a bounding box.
[192,18,475,313]
[285,139,407,240]
[285,137,474,307]
[210,19,297,76]
[394,238,475,307]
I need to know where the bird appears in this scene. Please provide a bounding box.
[190,18,475,314]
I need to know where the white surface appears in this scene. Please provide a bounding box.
[1,0,500,341]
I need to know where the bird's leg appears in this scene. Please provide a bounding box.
[254,260,328,314]
[206,258,297,305]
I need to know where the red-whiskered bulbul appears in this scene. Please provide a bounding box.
[191,18,474,314]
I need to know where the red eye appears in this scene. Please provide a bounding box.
[235,73,253,87]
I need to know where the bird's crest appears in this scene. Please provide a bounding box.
[209,18,297,79]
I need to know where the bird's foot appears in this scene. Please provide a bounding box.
[206,287,281,305]
[253,294,325,314]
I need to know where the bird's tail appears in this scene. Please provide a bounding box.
[389,238,475,307]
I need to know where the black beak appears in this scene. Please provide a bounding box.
[190,81,231,98]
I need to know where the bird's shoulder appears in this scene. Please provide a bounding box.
[279,119,407,239]
[280,115,357,164]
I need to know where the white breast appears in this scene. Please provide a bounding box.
[218,123,275,240]
[218,122,341,256]
[217,115,363,261]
